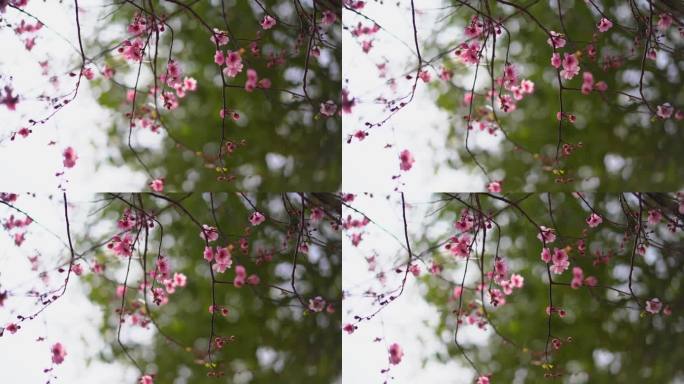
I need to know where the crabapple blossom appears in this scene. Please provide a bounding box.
[597,18,613,33]
[646,298,662,314]
[200,225,219,242]
[308,296,326,312]
[139,375,154,384]
[537,226,556,244]
[233,265,247,287]
[547,31,566,48]
[249,211,266,226]
[260,15,276,30]
[648,210,662,225]
[320,100,337,117]
[510,274,524,289]
[586,213,602,228]
[487,181,502,193]
[399,149,415,171]
[657,103,674,119]
[321,10,337,26]
[51,342,67,364]
[149,178,164,192]
[560,53,580,80]
[343,323,355,334]
[658,13,673,31]
[388,342,404,365]
[62,147,78,168]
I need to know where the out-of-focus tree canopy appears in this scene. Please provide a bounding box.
[343,192,683,383]
[344,0,684,191]
[90,0,341,191]
[74,192,342,383]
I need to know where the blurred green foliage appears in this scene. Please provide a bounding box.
[426,0,683,191]
[414,193,683,383]
[89,1,341,191]
[79,193,341,383]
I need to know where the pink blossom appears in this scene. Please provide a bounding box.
[646,298,662,314]
[249,211,266,226]
[308,296,326,312]
[647,210,662,225]
[487,181,502,193]
[408,264,421,277]
[541,247,552,263]
[537,226,556,244]
[183,77,197,91]
[210,29,230,46]
[581,72,594,95]
[547,31,566,49]
[520,79,535,94]
[173,272,187,287]
[260,15,276,30]
[597,18,613,33]
[321,10,337,26]
[200,225,219,242]
[550,52,561,68]
[452,286,463,299]
[51,342,67,364]
[149,178,164,192]
[320,100,337,117]
[455,42,481,65]
[464,15,483,38]
[310,207,324,222]
[213,246,232,273]
[214,50,225,65]
[476,376,490,384]
[203,246,214,262]
[82,67,95,80]
[658,13,673,31]
[108,233,134,257]
[550,248,569,275]
[233,265,247,287]
[71,263,83,276]
[222,51,243,78]
[560,53,580,80]
[594,81,608,92]
[155,256,170,279]
[247,274,260,285]
[510,273,524,288]
[399,149,415,171]
[571,267,584,289]
[63,147,78,168]
[119,39,144,62]
[586,213,602,228]
[656,103,674,119]
[343,323,355,334]
[139,375,154,384]
[6,323,19,334]
[463,92,474,105]
[388,343,404,365]
[489,288,506,307]
[584,276,598,287]
[245,68,258,92]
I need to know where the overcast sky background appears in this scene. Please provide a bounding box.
[0,193,138,383]
[0,0,150,192]
[342,192,487,384]
[342,0,502,193]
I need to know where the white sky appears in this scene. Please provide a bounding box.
[342,1,499,193]
[0,193,137,383]
[343,193,487,383]
[0,0,150,192]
